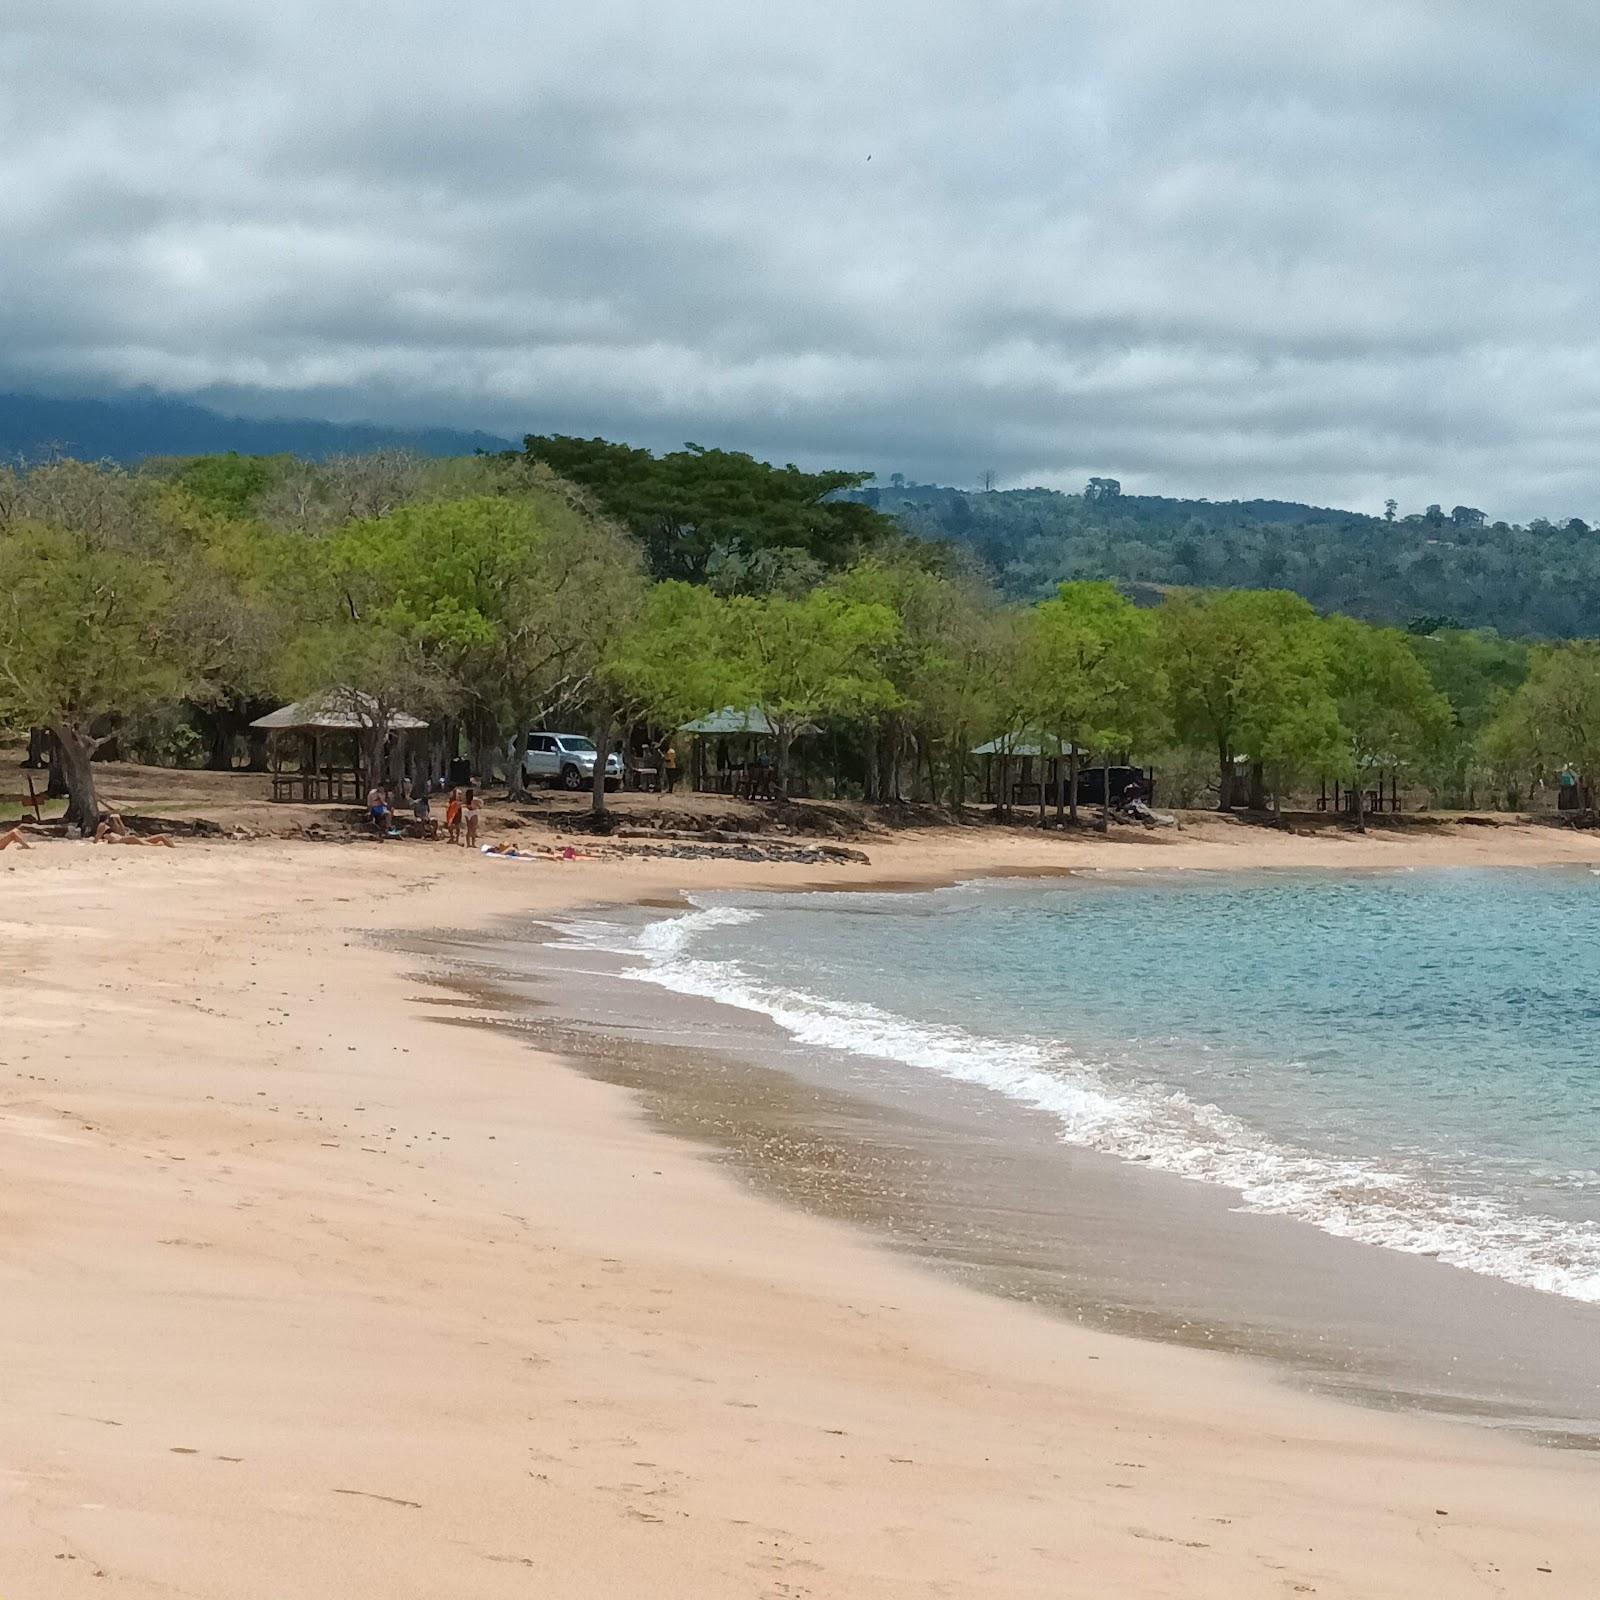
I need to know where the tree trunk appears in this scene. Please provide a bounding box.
[1054,750,1066,826]
[470,735,497,790]
[1248,760,1266,811]
[508,728,531,801]
[246,730,269,772]
[357,725,386,795]
[1100,753,1111,833]
[1068,746,1080,824]
[52,722,102,833]
[776,726,794,800]
[201,708,236,771]
[46,734,67,797]
[1036,759,1046,828]
[591,718,612,817]
[1217,740,1234,811]
[24,726,47,769]
[1353,776,1367,834]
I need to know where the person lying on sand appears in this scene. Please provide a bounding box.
[0,826,32,850]
[94,815,175,848]
[479,840,592,861]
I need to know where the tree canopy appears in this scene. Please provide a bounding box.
[0,439,1587,831]
[520,435,898,585]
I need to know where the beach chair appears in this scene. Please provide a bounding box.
[4,773,46,823]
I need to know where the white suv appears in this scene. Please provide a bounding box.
[518,732,623,791]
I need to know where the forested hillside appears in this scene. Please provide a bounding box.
[852,479,1600,639]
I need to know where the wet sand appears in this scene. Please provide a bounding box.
[4,823,1600,1597]
[428,908,1600,1445]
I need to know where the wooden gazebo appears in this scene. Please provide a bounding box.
[678,706,819,797]
[252,693,428,802]
[973,733,1153,814]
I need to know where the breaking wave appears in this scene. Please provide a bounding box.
[558,897,1600,1304]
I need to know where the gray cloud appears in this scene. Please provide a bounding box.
[6,1,1600,517]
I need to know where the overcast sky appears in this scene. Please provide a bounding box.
[6,2,1599,517]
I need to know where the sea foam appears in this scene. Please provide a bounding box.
[558,897,1600,1304]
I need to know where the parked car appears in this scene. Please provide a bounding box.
[514,732,623,791]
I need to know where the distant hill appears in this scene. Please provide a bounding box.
[0,391,514,464]
[849,480,1599,639]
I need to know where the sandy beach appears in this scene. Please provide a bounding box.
[5,815,1600,1597]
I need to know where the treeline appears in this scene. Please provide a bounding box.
[853,478,1600,639]
[0,441,1593,832]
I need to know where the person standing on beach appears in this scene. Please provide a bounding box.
[445,786,463,845]
[662,740,678,794]
[464,787,481,848]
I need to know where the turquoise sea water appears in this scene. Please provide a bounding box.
[569,869,1600,1302]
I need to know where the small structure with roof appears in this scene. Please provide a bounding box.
[252,692,429,802]
[677,705,814,797]
[973,732,1151,815]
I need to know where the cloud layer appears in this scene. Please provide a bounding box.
[6,1,1600,517]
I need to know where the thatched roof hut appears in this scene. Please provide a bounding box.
[251,692,428,801]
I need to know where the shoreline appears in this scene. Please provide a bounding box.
[4,827,1600,1594]
[448,879,1600,1447]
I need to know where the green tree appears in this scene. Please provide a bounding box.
[165,452,290,520]
[0,523,186,829]
[520,436,896,584]
[274,622,438,793]
[601,581,737,734]
[151,486,298,769]
[1019,582,1164,826]
[1323,616,1452,831]
[309,487,644,795]
[827,554,1003,804]
[723,590,899,798]
[1480,642,1600,815]
[1408,628,1530,805]
[1157,589,1329,811]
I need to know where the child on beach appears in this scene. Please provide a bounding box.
[445,787,463,845]
[464,788,481,848]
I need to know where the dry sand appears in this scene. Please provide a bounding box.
[3,815,1600,1597]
